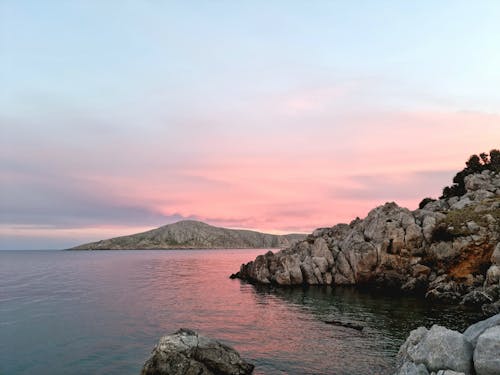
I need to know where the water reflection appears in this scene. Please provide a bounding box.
[247,284,483,361]
[0,250,484,375]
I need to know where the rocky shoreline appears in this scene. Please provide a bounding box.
[141,314,500,375]
[232,170,500,315]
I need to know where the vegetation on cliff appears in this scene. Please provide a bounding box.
[441,149,500,199]
[233,151,500,316]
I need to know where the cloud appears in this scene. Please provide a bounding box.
[2,84,500,249]
[334,169,457,201]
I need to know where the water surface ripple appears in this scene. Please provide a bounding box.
[0,250,483,375]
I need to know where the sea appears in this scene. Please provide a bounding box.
[0,249,483,375]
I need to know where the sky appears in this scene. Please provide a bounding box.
[1,1,500,249]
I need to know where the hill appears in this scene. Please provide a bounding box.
[70,220,305,250]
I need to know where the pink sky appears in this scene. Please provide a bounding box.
[2,108,498,249]
[2,1,500,249]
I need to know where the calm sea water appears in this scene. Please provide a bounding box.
[0,249,483,375]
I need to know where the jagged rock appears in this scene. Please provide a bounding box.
[450,197,472,210]
[395,362,429,375]
[141,329,254,375]
[482,301,500,316]
[427,242,457,261]
[461,290,494,306]
[396,325,473,374]
[233,170,500,311]
[485,265,500,285]
[413,264,431,277]
[422,215,438,242]
[465,173,494,191]
[466,221,480,233]
[463,313,500,347]
[473,326,500,375]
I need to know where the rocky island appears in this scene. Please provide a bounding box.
[233,151,500,315]
[70,220,305,250]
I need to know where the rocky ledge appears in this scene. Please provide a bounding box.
[141,329,254,375]
[232,169,500,314]
[395,313,500,375]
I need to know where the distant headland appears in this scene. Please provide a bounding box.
[69,220,305,250]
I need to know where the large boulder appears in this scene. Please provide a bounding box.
[463,313,500,347]
[473,325,500,375]
[465,173,495,192]
[395,314,500,375]
[141,329,254,375]
[395,325,473,374]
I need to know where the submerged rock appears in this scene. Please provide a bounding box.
[395,313,500,375]
[141,329,254,375]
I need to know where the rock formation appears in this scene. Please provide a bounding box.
[233,170,500,313]
[141,329,254,375]
[395,313,500,375]
[70,220,304,250]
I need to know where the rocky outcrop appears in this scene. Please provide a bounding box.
[395,313,500,375]
[141,329,254,375]
[233,170,500,311]
[70,220,305,250]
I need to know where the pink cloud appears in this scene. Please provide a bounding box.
[3,108,499,247]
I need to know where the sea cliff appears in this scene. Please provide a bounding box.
[233,169,500,315]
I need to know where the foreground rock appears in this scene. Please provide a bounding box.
[233,169,500,311]
[141,329,254,375]
[395,313,500,375]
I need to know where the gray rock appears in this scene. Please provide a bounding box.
[397,325,473,374]
[463,313,500,347]
[465,174,494,192]
[428,242,457,261]
[485,265,500,286]
[422,215,438,243]
[466,221,480,233]
[395,361,429,375]
[450,197,472,210]
[473,326,500,375]
[141,329,254,375]
[436,371,465,375]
